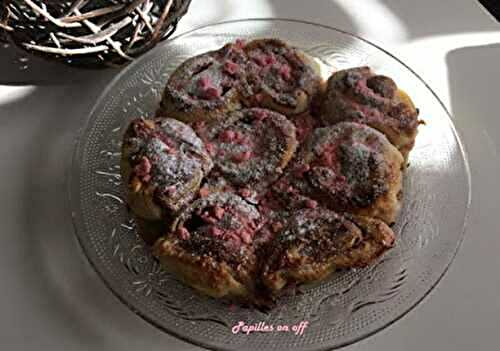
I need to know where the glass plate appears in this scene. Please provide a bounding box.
[70,19,471,351]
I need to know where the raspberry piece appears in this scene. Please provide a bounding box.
[199,187,210,198]
[253,109,269,121]
[240,231,252,244]
[255,93,264,103]
[224,60,239,75]
[280,65,292,80]
[234,131,245,143]
[231,151,252,163]
[203,86,221,100]
[305,199,318,209]
[239,188,252,198]
[197,76,221,100]
[210,226,224,237]
[254,53,276,67]
[213,206,225,220]
[219,129,236,143]
[134,156,152,178]
[177,227,190,240]
[205,142,217,156]
[265,54,277,65]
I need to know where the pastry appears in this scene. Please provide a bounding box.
[119,39,422,304]
[158,38,323,124]
[260,208,395,294]
[242,38,323,115]
[274,122,404,224]
[153,192,265,300]
[121,117,213,221]
[157,41,248,123]
[320,66,419,160]
[194,108,298,193]
[288,112,321,143]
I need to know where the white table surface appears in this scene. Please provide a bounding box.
[1,1,499,350]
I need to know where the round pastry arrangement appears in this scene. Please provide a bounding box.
[120,38,421,306]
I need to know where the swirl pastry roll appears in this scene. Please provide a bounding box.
[157,41,248,123]
[195,108,298,193]
[260,208,395,294]
[320,67,419,160]
[153,192,264,299]
[121,118,213,221]
[277,122,404,224]
[242,39,322,115]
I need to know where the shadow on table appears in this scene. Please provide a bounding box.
[0,79,188,349]
[446,44,500,222]
[267,0,497,41]
[381,0,498,39]
[267,0,355,32]
[0,45,120,86]
[6,84,109,345]
[0,81,179,349]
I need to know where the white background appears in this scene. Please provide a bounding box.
[1,0,499,350]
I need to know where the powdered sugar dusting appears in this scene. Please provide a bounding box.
[123,118,213,212]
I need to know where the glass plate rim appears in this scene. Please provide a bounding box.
[68,18,472,351]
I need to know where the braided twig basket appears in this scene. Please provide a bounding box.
[0,0,192,68]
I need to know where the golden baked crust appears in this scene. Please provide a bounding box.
[320,66,419,161]
[241,38,323,115]
[121,118,213,221]
[193,108,298,193]
[260,208,395,294]
[153,239,251,298]
[121,41,422,304]
[153,192,264,300]
[271,122,404,224]
[157,39,323,124]
[157,42,247,123]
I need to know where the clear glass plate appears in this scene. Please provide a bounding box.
[70,19,471,351]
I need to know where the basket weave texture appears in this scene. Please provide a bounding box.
[0,0,192,68]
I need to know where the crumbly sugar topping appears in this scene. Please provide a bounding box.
[124,118,213,210]
[126,42,408,297]
[165,42,249,112]
[197,108,297,192]
[162,38,320,114]
[325,66,419,132]
[264,208,363,270]
[277,122,391,211]
[174,193,264,265]
[243,39,318,107]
